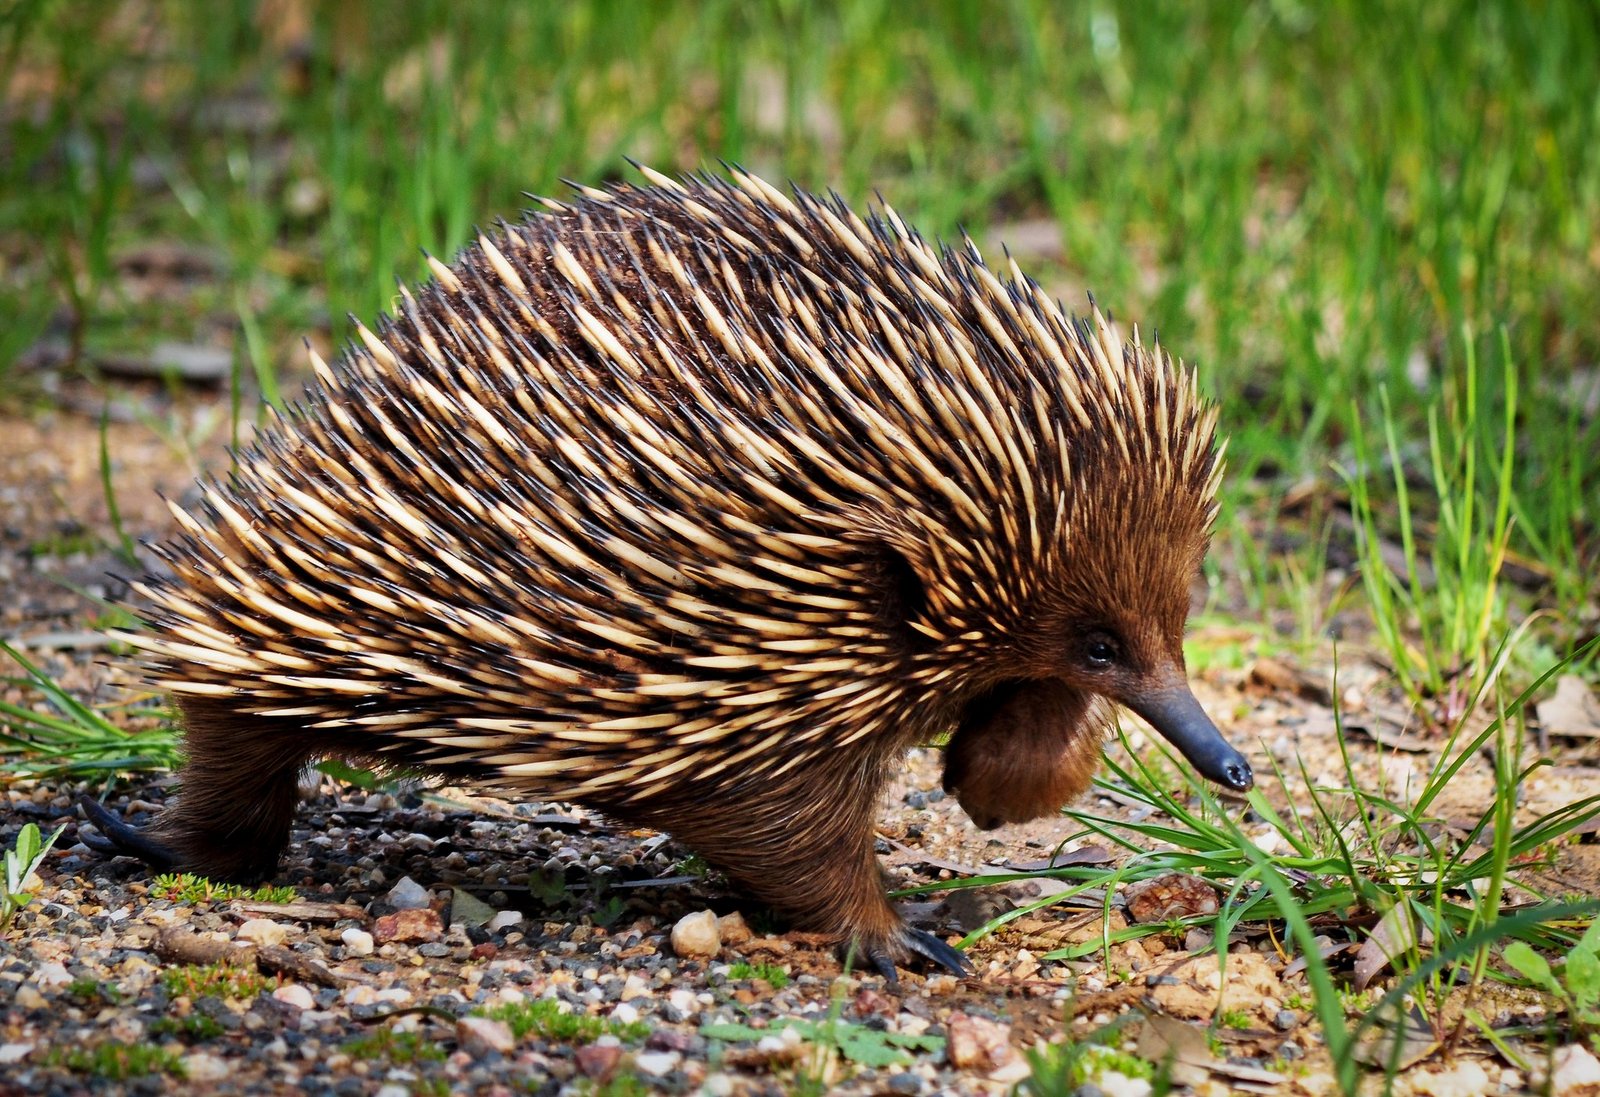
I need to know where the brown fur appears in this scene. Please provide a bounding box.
[942,683,1112,830]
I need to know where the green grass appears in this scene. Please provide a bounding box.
[50,1040,187,1081]
[150,872,296,905]
[161,961,275,1001]
[725,961,790,988]
[0,641,181,778]
[1018,1020,1154,1097]
[341,1027,447,1066]
[148,1014,226,1041]
[473,997,650,1044]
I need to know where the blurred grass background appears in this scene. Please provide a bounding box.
[2,0,1597,675]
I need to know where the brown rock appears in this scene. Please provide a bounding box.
[717,910,753,946]
[853,987,894,1017]
[946,1011,1022,1078]
[1124,873,1220,923]
[1144,950,1282,1020]
[575,1043,622,1080]
[373,907,444,944]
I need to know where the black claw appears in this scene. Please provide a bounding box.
[851,927,968,988]
[868,947,901,990]
[902,929,969,976]
[76,795,179,871]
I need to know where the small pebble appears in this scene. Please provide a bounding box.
[341,928,375,956]
[488,910,524,933]
[237,918,290,947]
[384,876,432,911]
[634,1050,681,1077]
[32,962,71,989]
[456,1015,515,1054]
[272,984,315,1010]
[373,907,444,944]
[716,910,752,946]
[181,1052,231,1083]
[575,1043,622,1079]
[1097,1072,1152,1097]
[1550,1045,1600,1097]
[670,910,721,959]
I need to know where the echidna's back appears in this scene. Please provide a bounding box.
[91,171,1231,974]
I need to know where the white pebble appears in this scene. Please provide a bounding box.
[488,910,524,932]
[1097,1071,1153,1097]
[620,974,650,1002]
[609,1002,640,1025]
[272,984,314,1010]
[670,909,721,959]
[0,1044,34,1065]
[237,918,290,947]
[341,927,375,956]
[31,962,71,989]
[1553,1045,1600,1096]
[181,1052,231,1083]
[384,876,432,910]
[1250,829,1285,855]
[634,1051,681,1076]
[455,1015,515,1054]
[1407,1060,1491,1097]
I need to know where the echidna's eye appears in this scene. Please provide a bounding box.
[1083,634,1120,669]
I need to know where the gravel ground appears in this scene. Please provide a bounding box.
[3,753,1323,1097]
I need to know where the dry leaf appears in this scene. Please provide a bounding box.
[1352,905,1434,990]
[1538,675,1600,738]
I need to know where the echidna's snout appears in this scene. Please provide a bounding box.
[1123,685,1254,791]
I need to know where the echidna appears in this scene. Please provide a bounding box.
[81,166,1252,977]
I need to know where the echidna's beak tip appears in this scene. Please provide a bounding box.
[1125,686,1253,792]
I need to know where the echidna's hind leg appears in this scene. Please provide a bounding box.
[80,696,310,884]
[665,787,970,984]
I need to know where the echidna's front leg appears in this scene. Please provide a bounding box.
[662,789,968,982]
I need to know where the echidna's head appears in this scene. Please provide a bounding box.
[864,307,1253,830]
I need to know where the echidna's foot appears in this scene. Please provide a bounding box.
[852,926,969,988]
[77,795,180,871]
